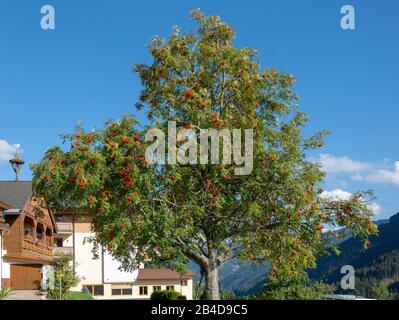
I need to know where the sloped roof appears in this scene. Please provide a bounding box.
[0,201,10,210]
[138,268,195,280]
[0,181,33,210]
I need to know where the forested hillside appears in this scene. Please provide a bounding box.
[309,213,399,298]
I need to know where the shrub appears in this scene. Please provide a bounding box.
[47,255,79,300]
[151,290,182,300]
[0,286,11,300]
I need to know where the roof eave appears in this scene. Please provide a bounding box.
[4,208,21,214]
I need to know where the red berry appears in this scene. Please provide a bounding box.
[184,90,194,98]
[133,135,140,141]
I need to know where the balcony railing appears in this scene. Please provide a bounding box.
[53,246,73,256]
[56,222,73,234]
[23,238,53,256]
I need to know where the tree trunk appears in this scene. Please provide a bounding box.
[204,254,220,300]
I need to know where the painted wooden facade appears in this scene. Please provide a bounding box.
[3,196,57,264]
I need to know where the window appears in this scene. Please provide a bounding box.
[93,285,104,296]
[112,288,122,296]
[153,286,161,292]
[83,285,104,296]
[112,286,133,296]
[181,280,188,286]
[139,286,148,295]
[36,223,44,241]
[122,288,133,295]
[56,239,63,247]
[23,217,34,237]
[166,286,175,291]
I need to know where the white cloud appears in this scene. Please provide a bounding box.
[320,189,352,201]
[368,202,382,216]
[0,140,19,163]
[314,153,399,188]
[320,188,382,215]
[317,153,372,174]
[353,161,399,186]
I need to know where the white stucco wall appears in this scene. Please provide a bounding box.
[63,234,73,247]
[1,260,10,279]
[0,235,7,282]
[1,234,10,281]
[74,232,103,286]
[103,250,138,283]
[73,229,140,291]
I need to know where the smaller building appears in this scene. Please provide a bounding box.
[136,268,194,300]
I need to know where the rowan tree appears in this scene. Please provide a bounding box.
[31,10,378,300]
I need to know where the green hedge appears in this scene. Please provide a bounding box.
[150,290,183,300]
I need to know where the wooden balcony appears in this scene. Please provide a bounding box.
[23,238,53,257]
[53,246,73,256]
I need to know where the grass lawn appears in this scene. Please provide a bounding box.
[64,291,94,300]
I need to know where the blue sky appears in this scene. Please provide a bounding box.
[0,0,398,219]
